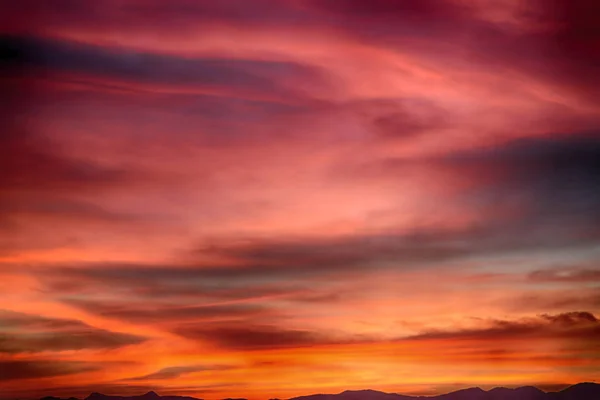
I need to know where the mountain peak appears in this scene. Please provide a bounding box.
[462,387,485,392]
[560,382,600,396]
[568,382,598,388]
[40,397,80,400]
[44,383,600,400]
[341,390,386,394]
[445,387,486,394]
[85,393,106,400]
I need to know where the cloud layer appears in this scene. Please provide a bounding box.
[1,0,599,398]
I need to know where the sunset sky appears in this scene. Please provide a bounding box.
[1,0,599,399]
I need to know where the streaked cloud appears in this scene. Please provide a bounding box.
[1,0,599,398]
[124,365,233,382]
[0,310,147,353]
[0,360,100,381]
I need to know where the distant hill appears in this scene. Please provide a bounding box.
[37,383,600,400]
[40,397,79,400]
[85,391,201,400]
[289,383,599,400]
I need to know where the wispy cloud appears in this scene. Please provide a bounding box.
[0,360,99,381]
[0,310,147,353]
[1,0,599,397]
[124,365,233,381]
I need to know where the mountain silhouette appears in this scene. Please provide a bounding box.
[85,392,200,400]
[40,397,79,400]
[38,383,600,400]
[288,384,600,400]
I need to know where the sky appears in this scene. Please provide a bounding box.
[0,0,599,399]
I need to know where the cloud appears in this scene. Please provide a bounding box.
[310,0,600,100]
[406,312,600,342]
[171,324,344,350]
[507,0,600,101]
[505,289,600,313]
[528,267,600,283]
[34,231,497,297]
[124,365,232,381]
[55,287,343,332]
[308,0,469,36]
[166,311,600,355]
[0,34,329,99]
[361,132,600,248]
[333,97,452,141]
[4,0,598,102]
[0,310,147,353]
[64,299,272,324]
[0,129,130,195]
[443,132,600,190]
[0,197,143,226]
[444,131,600,228]
[0,0,598,396]
[0,360,98,381]
[1,0,306,36]
[540,311,598,325]
[37,217,599,304]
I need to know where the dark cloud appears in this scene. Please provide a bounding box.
[172,324,339,350]
[53,287,341,329]
[124,365,232,381]
[0,196,142,225]
[0,129,130,196]
[38,215,600,304]
[306,0,472,47]
[483,1,600,100]
[522,0,600,100]
[363,132,600,251]
[43,266,298,300]
[407,312,600,342]
[305,0,600,104]
[309,0,461,17]
[0,34,328,98]
[0,310,147,353]
[64,299,272,324]
[444,132,600,228]
[37,230,495,296]
[314,0,600,100]
[506,289,600,312]
[370,109,442,140]
[528,267,600,283]
[201,221,600,274]
[341,98,451,140]
[0,360,97,381]
[1,39,138,234]
[3,0,598,100]
[1,51,165,252]
[0,0,307,36]
[540,311,598,325]
[444,132,600,188]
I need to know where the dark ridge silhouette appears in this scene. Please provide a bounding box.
[549,383,600,400]
[288,383,600,400]
[487,386,546,400]
[84,392,200,400]
[40,397,79,400]
[36,383,600,400]
[434,387,488,400]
